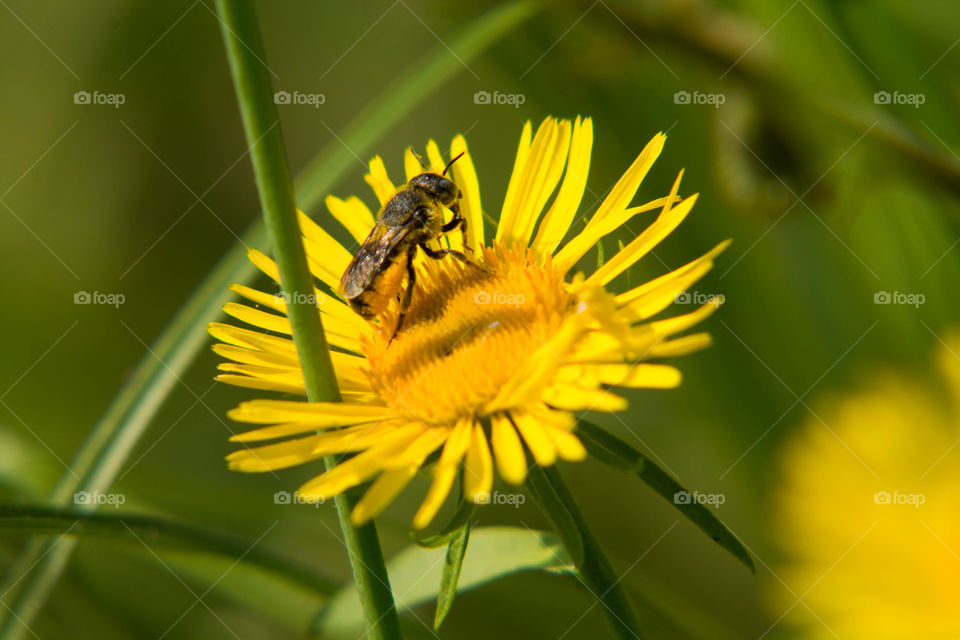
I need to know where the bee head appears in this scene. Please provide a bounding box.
[408,173,460,207]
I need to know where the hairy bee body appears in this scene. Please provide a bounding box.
[339,157,475,336]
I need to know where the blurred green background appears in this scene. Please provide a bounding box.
[1,0,959,638]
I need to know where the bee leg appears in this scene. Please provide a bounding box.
[420,241,488,276]
[419,242,470,264]
[442,203,473,255]
[390,250,417,343]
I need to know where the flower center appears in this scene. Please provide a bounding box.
[361,243,573,425]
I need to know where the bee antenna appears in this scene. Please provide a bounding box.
[410,148,429,171]
[443,152,466,177]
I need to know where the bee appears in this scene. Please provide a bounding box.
[339,151,479,338]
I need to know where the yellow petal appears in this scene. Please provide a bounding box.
[425,139,445,173]
[592,363,682,388]
[539,420,587,462]
[532,116,593,256]
[404,147,423,181]
[228,399,389,425]
[510,118,572,247]
[364,156,395,205]
[494,120,533,244]
[209,323,297,356]
[491,413,528,485]
[450,135,483,254]
[541,382,629,412]
[213,343,297,369]
[616,240,730,305]
[586,132,665,230]
[325,195,376,245]
[351,465,420,524]
[227,423,399,471]
[650,303,720,339]
[223,302,291,334]
[298,425,429,500]
[412,418,472,529]
[509,412,557,466]
[647,333,713,358]
[463,422,494,502]
[297,211,355,289]
[215,374,304,395]
[587,192,698,287]
[247,248,280,283]
[230,411,396,443]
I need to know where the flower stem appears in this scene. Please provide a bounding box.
[214,1,401,638]
[526,464,642,640]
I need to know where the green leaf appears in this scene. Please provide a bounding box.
[577,420,755,573]
[522,464,585,567]
[0,504,336,596]
[314,527,573,636]
[414,495,476,549]
[525,464,643,640]
[434,523,470,629]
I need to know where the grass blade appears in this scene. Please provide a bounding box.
[0,504,336,595]
[525,463,643,640]
[577,420,755,573]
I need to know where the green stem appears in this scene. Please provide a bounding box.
[214,1,400,639]
[526,464,641,640]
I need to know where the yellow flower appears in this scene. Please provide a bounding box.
[211,116,726,528]
[770,334,960,639]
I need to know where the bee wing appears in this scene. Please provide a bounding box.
[339,223,413,298]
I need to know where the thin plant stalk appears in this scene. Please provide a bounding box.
[214,1,401,638]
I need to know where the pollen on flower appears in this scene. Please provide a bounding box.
[361,243,575,425]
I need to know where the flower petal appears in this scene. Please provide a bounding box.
[531,116,593,257]
[510,118,572,247]
[463,422,494,502]
[351,465,420,524]
[228,399,389,426]
[413,418,473,529]
[494,120,533,244]
[491,413,528,485]
[450,135,484,254]
[326,195,376,245]
[364,156,395,205]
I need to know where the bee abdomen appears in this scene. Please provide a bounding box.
[347,256,408,319]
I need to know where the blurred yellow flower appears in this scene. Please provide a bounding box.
[770,333,960,638]
[210,117,726,528]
